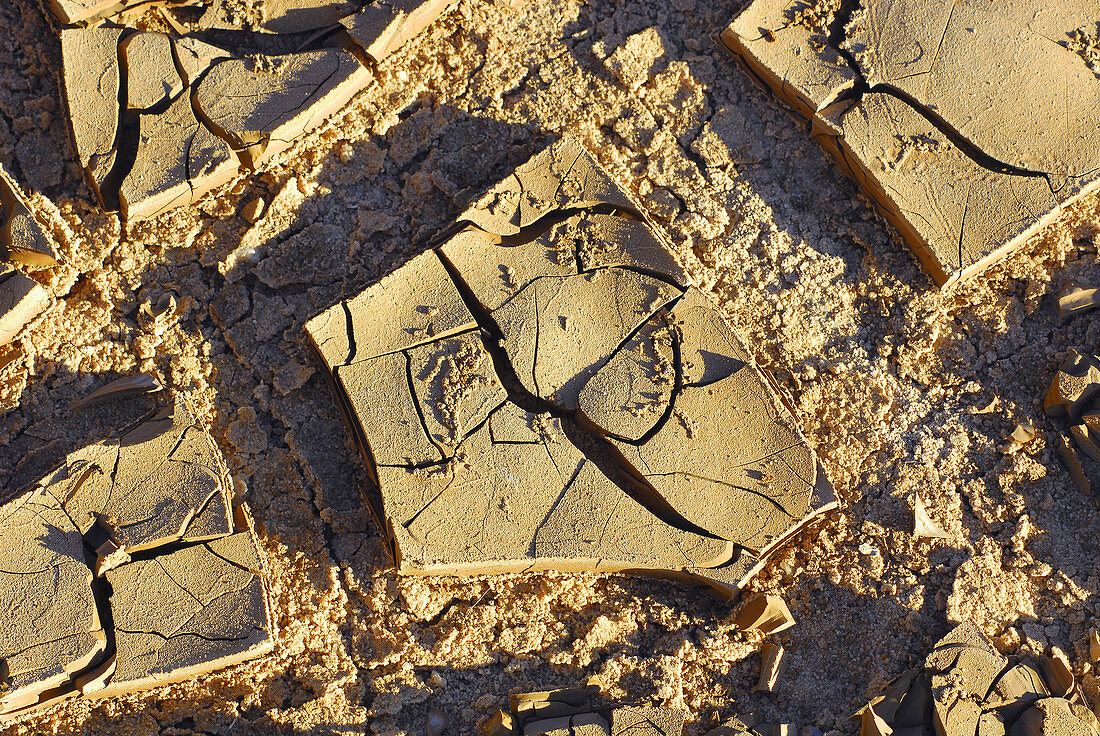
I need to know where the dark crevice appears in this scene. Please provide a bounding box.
[94,27,142,212]
[824,0,1069,194]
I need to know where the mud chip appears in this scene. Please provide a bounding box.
[722,0,1100,286]
[0,269,49,347]
[306,136,837,598]
[859,623,1100,736]
[481,679,684,736]
[1058,283,1100,322]
[0,396,274,722]
[48,0,457,220]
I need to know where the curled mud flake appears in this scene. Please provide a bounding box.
[1001,420,1037,453]
[912,496,950,540]
[1045,351,1100,420]
[0,166,58,269]
[488,680,681,736]
[137,293,179,336]
[734,593,795,635]
[863,623,1100,736]
[753,641,785,693]
[72,374,164,410]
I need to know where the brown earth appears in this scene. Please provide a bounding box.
[2,0,1100,734]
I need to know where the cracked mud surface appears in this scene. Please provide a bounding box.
[52,0,453,221]
[306,138,836,596]
[4,0,1100,734]
[722,0,1100,286]
[0,397,273,721]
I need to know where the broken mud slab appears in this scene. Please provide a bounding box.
[721,0,1100,287]
[0,396,274,722]
[305,136,837,598]
[51,0,457,220]
[858,623,1100,736]
[481,678,686,736]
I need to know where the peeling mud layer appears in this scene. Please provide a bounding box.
[4,0,1100,734]
[305,137,837,597]
[721,0,1100,286]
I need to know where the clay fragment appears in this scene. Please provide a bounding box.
[0,270,49,346]
[137,293,179,335]
[734,594,795,635]
[913,496,951,540]
[306,137,835,596]
[1003,421,1037,453]
[1070,425,1100,463]
[72,374,164,409]
[52,0,454,222]
[240,197,266,223]
[119,88,240,222]
[0,486,105,718]
[1090,631,1100,666]
[102,528,273,696]
[60,27,123,206]
[121,32,184,111]
[485,681,680,736]
[1058,283,1100,322]
[721,0,1100,286]
[0,396,273,720]
[195,49,372,169]
[754,641,785,693]
[0,167,58,269]
[52,397,235,553]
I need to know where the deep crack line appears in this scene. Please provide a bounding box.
[432,241,726,543]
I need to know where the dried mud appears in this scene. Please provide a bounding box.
[3,0,1100,734]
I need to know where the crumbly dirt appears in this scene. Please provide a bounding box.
[2,0,1100,734]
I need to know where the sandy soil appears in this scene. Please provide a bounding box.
[3,0,1100,734]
